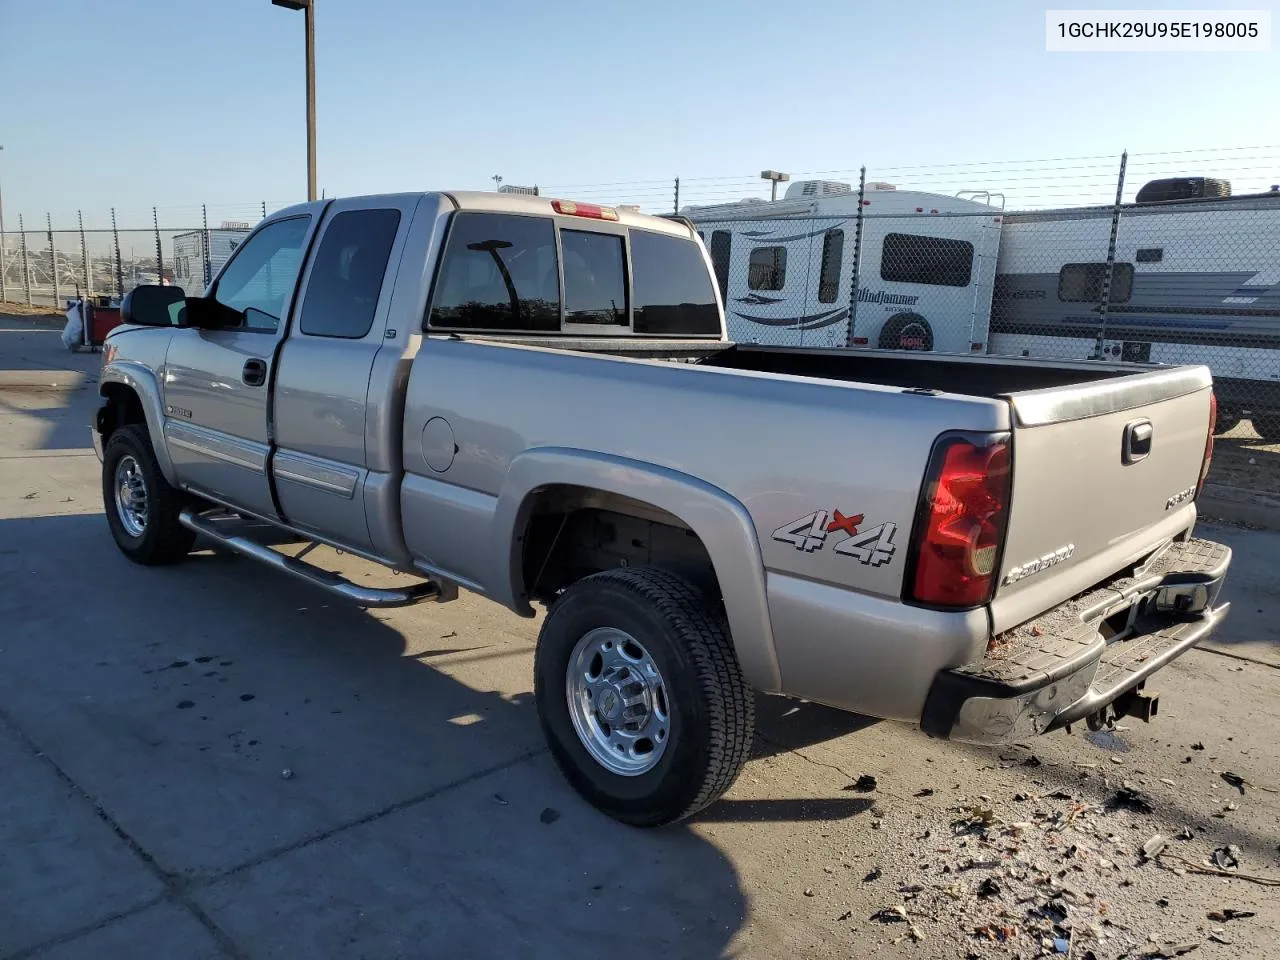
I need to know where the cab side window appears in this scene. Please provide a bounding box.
[212,217,311,333]
[428,213,560,332]
[299,209,402,339]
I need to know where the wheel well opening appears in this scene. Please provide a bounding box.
[99,384,146,442]
[519,485,719,604]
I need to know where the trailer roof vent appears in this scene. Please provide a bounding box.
[1135,177,1231,204]
[785,179,852,200]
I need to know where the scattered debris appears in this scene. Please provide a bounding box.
[176,700,194,709]
[835,910,853,921]
[1148,942,1199,958]
[1108,787,1154,814]
[539,807,561,825]
[1141,834,1168,859]
[1158,852,1280,886]
[908,924,926,942]
[1023,755,1042,768]
[1209,933,1233,945]
[1212,845,1240,870]
[863,867,882,883]
[1054,937,1070,954]
[803,887,815,897]
[1178,827,1195,841]
[239,693,256,702]
[850,774,878,792]
[280,768,294,779]
[1156,897,1170,908]
[1191,742,1206,751]
[1207,909,1255,922]
[871,905,908,924]
[977,877,1001,898]
[914,788,935,798]
[492,794,508,806]
[1110,756,1124,765]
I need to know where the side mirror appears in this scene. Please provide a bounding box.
[120,285,187,327]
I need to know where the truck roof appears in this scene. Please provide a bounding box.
[267,192,695,240]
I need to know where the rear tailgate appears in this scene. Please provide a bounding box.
[990,365,1214,634]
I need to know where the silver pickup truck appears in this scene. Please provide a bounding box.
[94,191,1231,826]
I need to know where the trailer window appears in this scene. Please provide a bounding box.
[1058,262,1134,303]
[299,208,401,339]
[630,228,721,335]
[562,230,627,326]
[428,213,560,332]
[818,229,844,302]
[748,246,786,291]
[880,233,973,287]
[709,230,732,302]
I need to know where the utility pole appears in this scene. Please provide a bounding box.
[272,0,317,201]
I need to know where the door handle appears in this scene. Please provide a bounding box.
[242,358,267,386]
[1122,419,1153,465]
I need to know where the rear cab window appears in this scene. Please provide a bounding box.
[427,210,721,337]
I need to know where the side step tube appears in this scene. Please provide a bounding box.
[179,509,454,608]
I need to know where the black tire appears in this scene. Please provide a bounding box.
[102,423,196,565]
[878,312,934,351]
[534,567,755,827]
[1251,415,1280,443]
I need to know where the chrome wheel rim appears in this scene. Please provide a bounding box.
[566,627,671,776]
[113,455,149,538]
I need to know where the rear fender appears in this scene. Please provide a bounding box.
[491,447,782,693]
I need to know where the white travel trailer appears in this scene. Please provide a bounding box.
[682,180,1004,352]
[989,178,1280,436]
[172,226,250,296]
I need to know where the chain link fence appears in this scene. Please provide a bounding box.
[0,203,287,308]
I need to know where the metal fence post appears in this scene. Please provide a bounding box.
[1096,150,1128,359]
[153,207,163,284]
[19,214,31,305]
[48,213,60,306]
[261,201,267,219]
[0,208,7,304]
[845,165,867,346]
[111,207,123,297]
[673,177,680,216]
[202,203,211,287]
[79,210,91,298]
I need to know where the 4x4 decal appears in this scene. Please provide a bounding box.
[771,510,898,567]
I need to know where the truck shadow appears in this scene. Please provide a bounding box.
[0,511,784,958]
[0,317,104,453]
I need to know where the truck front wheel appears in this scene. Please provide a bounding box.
[102,424,196,565]
[534,567,755,827]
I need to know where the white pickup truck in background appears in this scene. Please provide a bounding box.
[93,191,1231,826]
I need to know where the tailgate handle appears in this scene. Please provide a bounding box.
[1123,419,1153,464]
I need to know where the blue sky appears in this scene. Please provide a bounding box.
[1,0,1277,227]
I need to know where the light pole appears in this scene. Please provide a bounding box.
[761,169,790,202]
[272,0,317,202]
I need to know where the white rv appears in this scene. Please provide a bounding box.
[682,180,1004,352]
[172,226,250,296]
[989,178,1280,436]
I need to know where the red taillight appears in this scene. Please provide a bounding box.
[551,199,619,221]
[1196,390,1217,497]
[907,434,1012,608]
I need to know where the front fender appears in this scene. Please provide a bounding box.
[99,361,176,484]
[490,447,782,693]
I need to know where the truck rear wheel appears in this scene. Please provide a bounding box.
[102,424,196,565]
[534,567,755,827]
